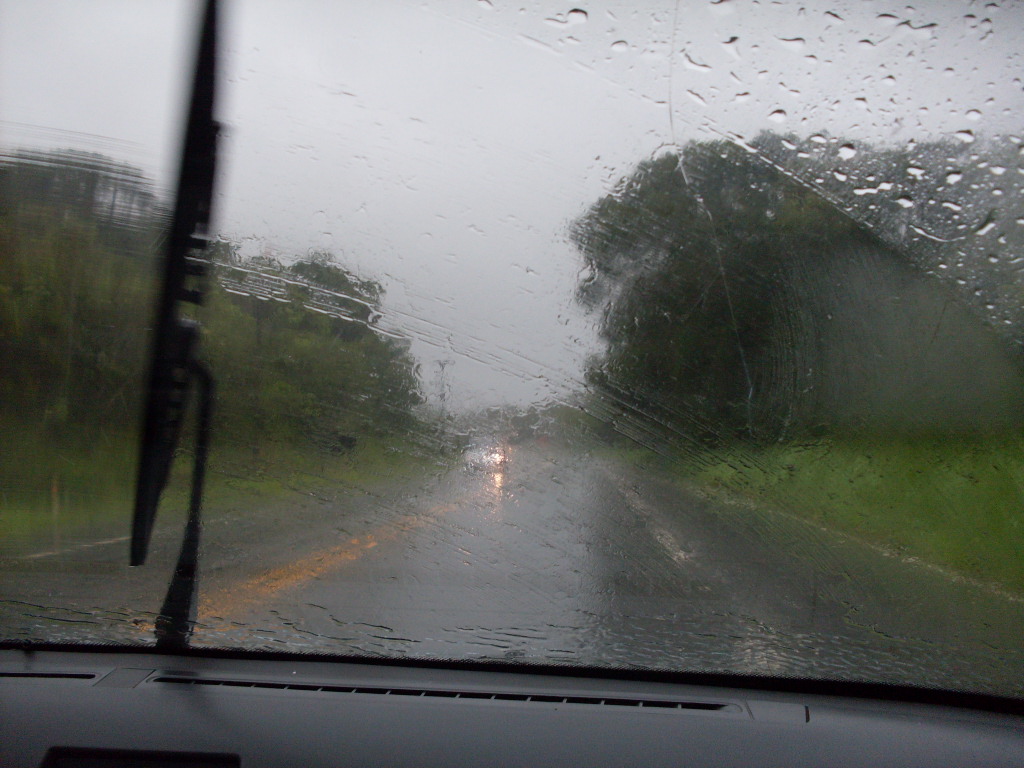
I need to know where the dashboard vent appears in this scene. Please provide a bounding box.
[151,676,739,711]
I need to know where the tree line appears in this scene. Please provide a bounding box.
[0,148,426,494]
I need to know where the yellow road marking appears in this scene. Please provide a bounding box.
[198,502,457,624]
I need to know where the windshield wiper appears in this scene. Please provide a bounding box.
[132,0,220,651]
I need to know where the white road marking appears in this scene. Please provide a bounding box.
[20,536,130,560]
[613,476,694,565]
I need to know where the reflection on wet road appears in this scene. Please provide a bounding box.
[190,443,1024,693]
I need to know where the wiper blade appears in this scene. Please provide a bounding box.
[132,0,220,568]
[155,361,213,650]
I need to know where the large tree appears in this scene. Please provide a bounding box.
[572,138,1024,445]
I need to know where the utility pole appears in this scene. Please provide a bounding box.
[435,358,454,418]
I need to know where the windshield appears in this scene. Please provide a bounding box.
[3,0,1024,699]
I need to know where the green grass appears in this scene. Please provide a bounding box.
[0,420,448,550]
[0,420,139,543]
[666,435,1024,593]
[198,435,449,515]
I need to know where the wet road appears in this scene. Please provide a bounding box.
[3,441,1023,693]
[183,443,1024,692]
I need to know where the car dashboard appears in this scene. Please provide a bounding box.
[3,647,1024,767]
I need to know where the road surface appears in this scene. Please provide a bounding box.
[3,442,1024,695]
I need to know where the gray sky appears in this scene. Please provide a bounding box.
[3,0,1023,409]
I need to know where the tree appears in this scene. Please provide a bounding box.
[571,137,1024,446]
[203,250,424,456]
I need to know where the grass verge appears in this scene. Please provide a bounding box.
[659,434,1024,594]
[0,425,449,549]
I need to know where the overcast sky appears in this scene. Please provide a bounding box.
[3,0,1023,410]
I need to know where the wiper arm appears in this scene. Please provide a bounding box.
[132,0,219,566]
[132,0,219,648]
